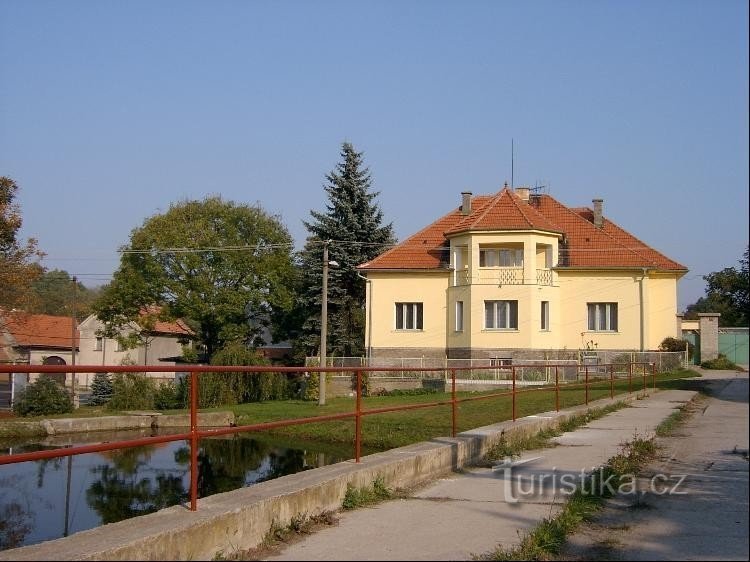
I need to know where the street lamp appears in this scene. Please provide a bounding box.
[319,241,339,405]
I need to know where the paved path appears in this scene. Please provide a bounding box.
[266,388,697,561]
[562,369,749,561]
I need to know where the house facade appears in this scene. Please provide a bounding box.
[0,310,193,401]
[76,313,194,387]
[357,187,687,361]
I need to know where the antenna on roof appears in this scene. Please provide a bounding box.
[511,138,514,189]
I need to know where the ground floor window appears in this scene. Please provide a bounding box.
[587,302,618,331]
[484,300,518,329]
[396,302,423,330]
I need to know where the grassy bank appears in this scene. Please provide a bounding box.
[228,368,698,451]
[0,369,698,446]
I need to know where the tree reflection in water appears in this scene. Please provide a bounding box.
[85,435,344,524]
[86,445,188,524]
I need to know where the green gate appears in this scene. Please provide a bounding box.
[684,331,700,364]
[719,329,749,365]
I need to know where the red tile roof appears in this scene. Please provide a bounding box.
[1,312,78,349]
[446,188,561,235]
[359,190,686,272]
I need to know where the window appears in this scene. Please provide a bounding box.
[587,303,618,331]
[94,337,103,351]
[396,302,423,330]
[484,300,518,329]
[480,248,523,267]
[455,301,464,332]
[541,301,549,331]
[115,339,126,352]
[490,357,512,369]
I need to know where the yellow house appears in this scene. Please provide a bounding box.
[357,187,687,360]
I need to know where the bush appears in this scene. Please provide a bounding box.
[200,342,285,407]
[659,337,694,361]
[13,376,73,417]
[153,380,184,410]
[107,373,157,411]
[88,373,113,406]
[701,354,740,370]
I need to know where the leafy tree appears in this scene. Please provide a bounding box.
[28,268,104,316]
[295,142,395,358]
[93,197,297,361]
[685,246,749,327]
[0,176,44,310]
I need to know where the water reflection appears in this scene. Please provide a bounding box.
[0,431,352,550]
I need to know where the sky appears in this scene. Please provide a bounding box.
[1,0,747,311]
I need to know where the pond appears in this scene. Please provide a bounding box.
[0,428,356,550]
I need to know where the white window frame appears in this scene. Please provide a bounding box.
[395,302,423,331]
[479,248,523,268]
[455,301,464,332]
[587,303,618,332]
[484,300,518,330]
[541,301,549,331]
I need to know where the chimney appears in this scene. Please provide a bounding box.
[515,187,530,202]
[461,191,472,215]
[592,198,603,228]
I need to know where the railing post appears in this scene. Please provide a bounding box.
[628,362,633,393]
[355,370,362,463]
[555,365,559,412]
[609,364,614,399]
[652,362,656,390]
[584,365,589,405]
[451,369,457,438]
[512,366,516,422]
[190,371,199,512]
[642,364,647,393]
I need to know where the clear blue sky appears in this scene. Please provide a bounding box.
[1,0,747,310]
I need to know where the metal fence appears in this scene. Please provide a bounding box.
[306,351,687,383]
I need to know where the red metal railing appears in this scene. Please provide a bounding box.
[0,361,657,512]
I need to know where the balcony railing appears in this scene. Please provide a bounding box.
[536,268,553,285]
[453,268,554,286]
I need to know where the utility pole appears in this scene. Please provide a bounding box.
[319,242,329,406]
[70,276,78,408]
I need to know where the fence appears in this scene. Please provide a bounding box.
[0,361,660,516]
[306,351,686,381]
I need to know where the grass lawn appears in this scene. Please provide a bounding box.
[0,369,698,448]
[227,368,699,452]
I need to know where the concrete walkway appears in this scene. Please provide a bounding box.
[266,388,697,561]
[562,369,749,561]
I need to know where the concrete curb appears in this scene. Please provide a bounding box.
[1,411,235,436]
[0,392,648,561]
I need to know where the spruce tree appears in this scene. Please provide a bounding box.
[296,142,395,358]
[89,372,113,406]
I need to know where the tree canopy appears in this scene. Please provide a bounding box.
[28,268,103,317]
[295,142,395,358]
[685,246,749,327]
[94,196,297,360]
[0,176,44,310]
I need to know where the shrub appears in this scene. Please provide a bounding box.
[13,376,73,417]
[107,373,157,411]
[153,380,184,410]
[659,337,694,361]
[701,354,740,370]
[200,342,285,407]
[88,373,113,406]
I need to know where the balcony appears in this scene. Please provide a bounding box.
[452,267,554,287]
[536,268,553,286]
